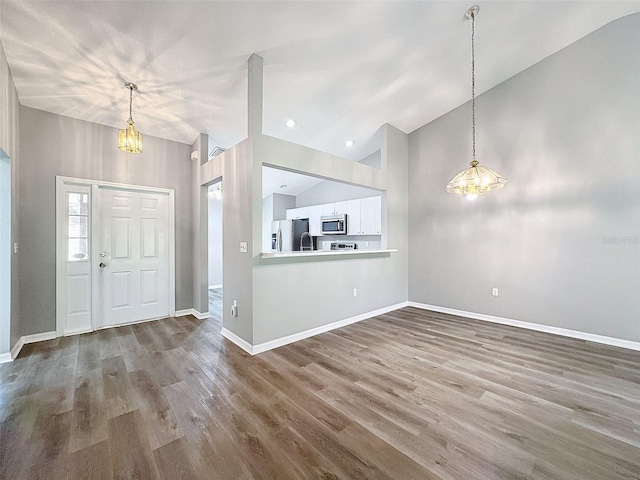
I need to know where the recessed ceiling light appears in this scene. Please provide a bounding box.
[344,140,355,147]
[285,119,296,128]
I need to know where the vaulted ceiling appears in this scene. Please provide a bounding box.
[1,1,639,161]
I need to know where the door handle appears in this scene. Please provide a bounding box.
[99,262,107,268]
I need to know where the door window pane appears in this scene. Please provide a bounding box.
[68,215,88,237]
[68,192,89,215]
[67,191,89,262]
[68,238,88,261]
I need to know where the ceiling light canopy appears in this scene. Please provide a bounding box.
[285,119,296,128]
[446,6,506,200]
[118,82,143,154]
[344,140,354,147]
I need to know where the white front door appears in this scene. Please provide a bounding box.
[56,177,175,335]
[97,187,170,328]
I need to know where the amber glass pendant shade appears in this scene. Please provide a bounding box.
[118,119,143,153]
[118,82,143,154]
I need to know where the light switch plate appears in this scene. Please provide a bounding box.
[240,242,248,253]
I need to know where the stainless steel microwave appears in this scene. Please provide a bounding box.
[321,214,347,235]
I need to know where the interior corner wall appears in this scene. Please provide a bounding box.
[220,139,255,344]
[0,40,20,352]
[18,106,194,337]
[408,13,640,342]
[383,125,409,289]
[191,133,209,315]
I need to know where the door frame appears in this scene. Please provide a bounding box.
[0,149,11,359]
[56,176,176,336]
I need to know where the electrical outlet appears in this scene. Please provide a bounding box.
[231,300,238,317]
[353,288,357,297]
[240,242,248,253]
[492,288,499,297]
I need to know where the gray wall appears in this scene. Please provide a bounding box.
[408,14,640,342]
[221,139,256,344]
[19,106,193,336]
[273,193,295,220]
[191,134,209,315]
[295,177,381,208]
[0,41,20,352]
[295,150,382,207]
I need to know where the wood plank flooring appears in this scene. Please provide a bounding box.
[1,307,640,479]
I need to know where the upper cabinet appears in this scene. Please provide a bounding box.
[322,201,347,216]
[287,195,381,237]
[360,196,381,235]
[309,205,324,236]
[286,207,309,220]
[347,200,361,235]
[346,196,381,235]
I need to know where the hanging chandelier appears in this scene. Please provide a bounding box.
[118,82,143,153]
[446,5,506,200]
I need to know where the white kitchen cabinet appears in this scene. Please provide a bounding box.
[286,207,310,220]
[290,196,380,236]
[297,207,309,219]
[309,205,324,236]
[322,201,347,216]
[360,196,381,235]
[334,201,347,215]
[347,199,361,235]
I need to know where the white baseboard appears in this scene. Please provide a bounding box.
[0,352,11,364]
[174,308,211,320]
[10,331,57,360]
[409,302,640,352]
[220,328,254,355]
[221,301,410,355]
[63,328,93,336]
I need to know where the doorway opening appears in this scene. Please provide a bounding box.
[0,148,11,359]
[207,180,223,322]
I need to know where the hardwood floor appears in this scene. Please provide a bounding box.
[1,307,640,479]
[209,286,223,318]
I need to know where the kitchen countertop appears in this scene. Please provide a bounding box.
[261,249,397,259]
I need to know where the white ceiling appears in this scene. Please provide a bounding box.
[262,166,324,199]
[1,1,639,161]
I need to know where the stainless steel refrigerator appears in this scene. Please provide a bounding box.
[271,219,310,252]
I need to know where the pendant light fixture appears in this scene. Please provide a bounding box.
[118,82,143,153]
[446,5,506,200]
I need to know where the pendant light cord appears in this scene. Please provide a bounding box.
[471,9,476,161]
[128,85,133,122]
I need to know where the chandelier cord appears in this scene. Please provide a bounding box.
[128,85,133,122]
[471,8,476,161]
